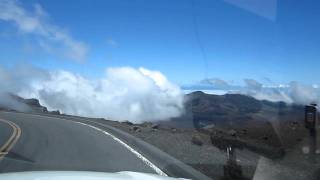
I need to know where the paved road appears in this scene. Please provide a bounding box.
[0,111,159,174]
[0,120,12,148]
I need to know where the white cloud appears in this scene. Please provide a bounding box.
[239,79,320,105]
[200,78,230,89]
[7,66,184,123]
[0,93,31,112]
[191,77,320,105]
[0,0,88,62]
[244,78,262,91]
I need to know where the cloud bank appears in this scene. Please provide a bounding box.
[0,0,88,62]
[242,80,320,105]
[0,65,184,123]
[200,78,230,89]
[0,93,30,112]
[189,78,320,105]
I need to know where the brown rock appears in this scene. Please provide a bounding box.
[151,124,159,129]
[123,121,133,126]
[192,134,203,146]
[130,126,141,132]
[227,129,237,137]
[262,136,269,140]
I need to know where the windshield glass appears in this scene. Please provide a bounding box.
[0,0,320,180]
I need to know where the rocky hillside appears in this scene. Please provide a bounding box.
[0,93,59,114]
[158,91,312,158]
[164,91,304,129]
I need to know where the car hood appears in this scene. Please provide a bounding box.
[0,171,187,180]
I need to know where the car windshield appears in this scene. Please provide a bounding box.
[0,0,320,180]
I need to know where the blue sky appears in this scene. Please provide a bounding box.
[0,0,320,86]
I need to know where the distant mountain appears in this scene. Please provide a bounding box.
[186,91,262,114]
[164,91,304,128]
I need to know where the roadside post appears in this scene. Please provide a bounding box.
[305,104,318,160]
[222,145,246,180]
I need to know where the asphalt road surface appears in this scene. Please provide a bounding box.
[0,120,13,149]
[0,111,160,174]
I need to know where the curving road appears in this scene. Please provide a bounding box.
[0,111,161,174]
[0,120,13,152]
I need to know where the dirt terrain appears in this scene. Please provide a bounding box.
[101,116,319,180]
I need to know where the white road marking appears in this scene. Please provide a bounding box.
[4,112,168,176]
[74,121,168,177]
